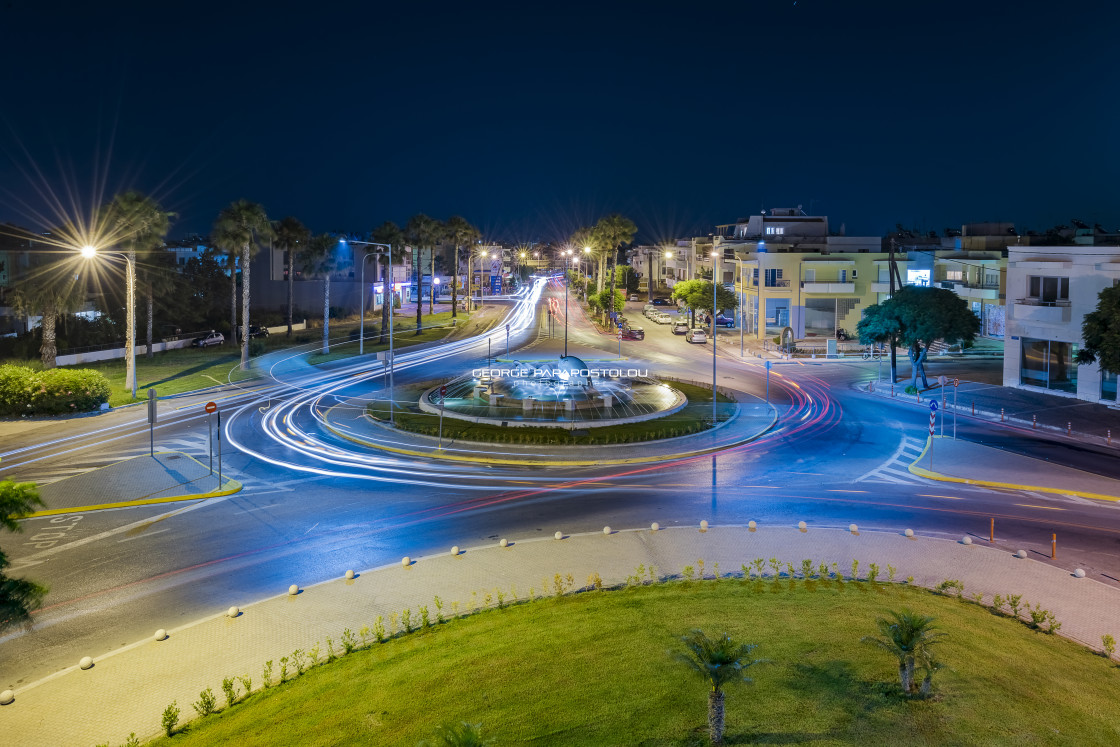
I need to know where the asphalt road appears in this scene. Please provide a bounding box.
[3,277,1119,688]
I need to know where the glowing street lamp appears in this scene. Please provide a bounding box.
[343,238,395,423]
[79,244,137,399]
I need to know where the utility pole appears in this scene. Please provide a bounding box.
[888,237,902,384]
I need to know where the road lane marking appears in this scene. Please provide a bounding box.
[1014,504,1065,511]
[118,527,170,542]
[917,494,964,500]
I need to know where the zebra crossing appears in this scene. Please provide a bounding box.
[856,437,929,485]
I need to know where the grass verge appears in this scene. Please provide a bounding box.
[152,580,1120,746]
[369,381,736,445]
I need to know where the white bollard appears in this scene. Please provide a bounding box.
[499,538,508,548]
[554,531,563,540]
[748,520,757,530]
[401,556,411,567]
[904,529,914,537]
[797,521,807,530]
[451,546,460,556]
[1074,568,1086,578]
[0,689,13,705]
[345,570,355,580]
[650,522,660,531]
[154,629,167,642]
[603,526,611,535]
[700,520,709,531]
[849,524,858,533]
[962,537,972,545]
[288,584,299,596]
[1014,549,1027,559]
[79,657,94,670]
[227,606,240,618]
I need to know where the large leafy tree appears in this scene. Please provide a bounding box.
[9,250,88,368]
[405,214,443,335]
[856,286,979,389]
[675,630,763,745]
[372,221,406,345]
[274,217,310,338]
[300,234,343,355]
[0,481,48,634]
[213,201,274,370]
[861,608,946,696]
[444,216,480,320]
[671,279,739,327]
[1076,284,1120,372]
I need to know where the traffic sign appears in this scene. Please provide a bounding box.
[953,377,959,387]
[929,413,935,435]
[765,359,772,370]
[506,324,510,333]
[439,385,448,398]
[929,400,938,412]
[204,401,217,414]
[938,375,947,386]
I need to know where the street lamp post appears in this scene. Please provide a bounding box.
[345,239,395,421]
[80,245,137,399]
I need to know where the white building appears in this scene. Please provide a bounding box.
[1003,245,1120,403]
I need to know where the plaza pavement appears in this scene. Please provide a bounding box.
[3,522,1120,746]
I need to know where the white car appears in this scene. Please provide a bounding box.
[685,329,707,344]
[672,321,690,335]
[653,311,672,324]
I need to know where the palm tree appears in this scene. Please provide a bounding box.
[136,246,178,358]
[591,214,637,318]
[274,217,309,337]
[372,221,406,345]
[676,630,764,745]
[213,201,274,370]
[444,216,480,319]
[0,480,48,634]
[103,192,174,387]
[862,608,946,696]
[299,234,343,355]
[569,227,596,290]
[9,248,89,369]
[405,214,443,336]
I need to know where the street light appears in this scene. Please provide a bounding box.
[344,239,395,423]
[470,250,490,311]
[80,244,138,399]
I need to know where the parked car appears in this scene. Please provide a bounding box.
[248,325,270,338]
[652,311,672,324]
[628,294,640,301]
[651,298,670,306]
[621,326,645,340]
[685,329,707,344]
[192,331,225,348]
[672,321,690,335]
[714,315,735,328]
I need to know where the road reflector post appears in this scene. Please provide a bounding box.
[1109,429,1112,446]
[147,388,158,456]
[1033,414,1037,429]
[972,401,975,416]
[1001,408,1004,421]
[990,518,994,543]
[1052,533,1057,559]
[1067,422,1071,436]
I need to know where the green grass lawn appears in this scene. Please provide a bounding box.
[373,381,737,446]
[305,312,460,365]
[152,581,1120,746]
[68,347,260,407]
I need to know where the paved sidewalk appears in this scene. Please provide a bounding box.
[31,452,240,516]
[2,524,1118,746]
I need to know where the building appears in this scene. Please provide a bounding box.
[1003,245,1120,404]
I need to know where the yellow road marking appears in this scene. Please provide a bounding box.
[1014,504,1065,511]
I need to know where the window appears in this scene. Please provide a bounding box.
[1027,275,1069,304]
[839,269,847,283]
[1020,338,1078,393]
[765,226,785,235]
[946,270,963,281]
[764,268,784,287]
[804,269,816,282]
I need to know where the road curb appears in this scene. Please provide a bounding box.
[907,435,1120,503]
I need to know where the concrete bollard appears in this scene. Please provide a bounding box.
[499,538,508,547]
[1014,549,1027,559]
[227,606,240,618]
[748,520,757,530]
[904,529,914,537]
[451,546,460,556]
[1074,568,1086,578]
[345,570,355,580]
[401,557,411,567]
[154,629,168,641]
[554,531,563,540]
[603,526,611,535]
[1001,408,1004,422]
[288,585,299,596]
[1067,422,1071,436]
[0,689,13,705]
[79,657,94,670]
[797,521,807,530]
[699,520,709,531]
[961,537,972,545]
[650,522,660,531]
[1032,414,1037,429]
[849,524,858,534]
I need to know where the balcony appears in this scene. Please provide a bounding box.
[939,280,1001,300]
[1013,298,1071,324]
[762,279,792,290]
[801,281,855,294]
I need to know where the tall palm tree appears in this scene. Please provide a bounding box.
[274,217,309,337]
[103,192,174,389]
[9,250,88,369]
[591,214,637,318]
[213,201,273,370]
[405,214,443,336]
[444,216,480,319]
[372,221,406,345]
[136,246,178,358]
[299,234,343,355]
[676,630,764,745]
[862,608,946,696]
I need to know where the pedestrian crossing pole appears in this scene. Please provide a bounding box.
[147,389,158,457]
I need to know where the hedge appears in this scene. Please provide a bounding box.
[0,365,112,416]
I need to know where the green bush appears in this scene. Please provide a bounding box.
[0,365,111,416]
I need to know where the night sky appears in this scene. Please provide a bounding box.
[1,0,1117,243]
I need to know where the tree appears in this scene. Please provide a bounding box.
[444,216,480,320]
[274,217,310,337]
[213,201,274,370]
[372,221,406,345]
[861,608,946,696]
[300,234,343,355]
[0,481,48,634]
[590,214,637,305]
[136,247,178,358]
[1076,284,1120,372]
[569,227,596,290]
[103,192,174,386]
[405,214,443,336]
[9,251,88,368]
[676,630,763,745]
[594,288,625,316]
[856,286,980,389]
[672,279,738,327]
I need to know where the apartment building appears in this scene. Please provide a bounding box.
[1003,245,1120,403]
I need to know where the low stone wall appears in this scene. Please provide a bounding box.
[57,338,194,366]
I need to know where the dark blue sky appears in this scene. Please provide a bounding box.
[2,0,1117,242]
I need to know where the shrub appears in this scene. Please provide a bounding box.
[193,687,217,717]
[1102,634,1116,659]
[801,559,814,579]
[867,563,880,583]
[262,660,273,688]
[161,701,180,737]
[221,677,238,708]
[237,675,252,698]
[342,628,357,653]
[0,364,111,415]
[248,338,266,357]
